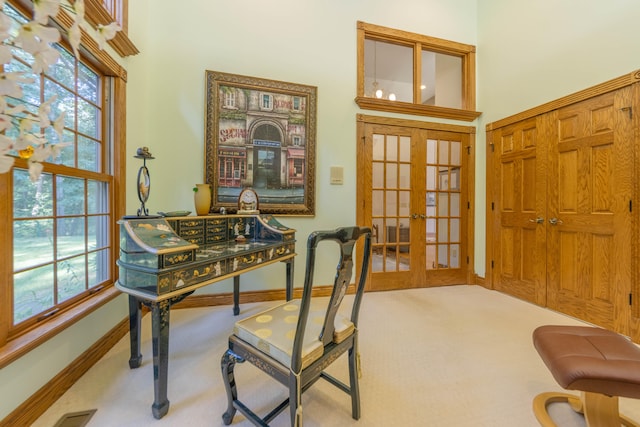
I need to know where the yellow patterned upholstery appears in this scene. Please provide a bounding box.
[233,299,354,369]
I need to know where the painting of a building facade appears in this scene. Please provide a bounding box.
[205,71,316,215]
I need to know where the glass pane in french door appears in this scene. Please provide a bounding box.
[425,138,461,270]
[371,132,411,273]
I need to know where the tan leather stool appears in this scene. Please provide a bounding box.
[533,325,640,426]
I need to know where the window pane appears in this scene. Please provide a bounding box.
[399,164,410,189]
[57,254,86,302]
[372,134,384,160]
[364,39,413,102]
[386,190,397,216]
[399,136,410,162]
[46,45,75,86]
[14,219,54,270]
[88,181,109,214]
[13,170,53,218]
[78,98,99,138]
[372,190,384,216]
[372,162,384,188]
[399,191,410,217]
[88,249,110,287]
[14,265,54,324]
[45,79,75,130]
[79,135,101,172]
[57,217,86,258]
[57,176,85,215]
[88,215,110,249]
[438,218,448,243]
[438,192,448,216]
[386,163,397,188]
[421,50,462,109]
[79,62,99,103]
[386,135,398,161]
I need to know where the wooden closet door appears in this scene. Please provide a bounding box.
[546,87,634,333]
[491,117,548,306]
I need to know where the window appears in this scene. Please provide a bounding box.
[223,91,236,109]
[0,1,126,350]
[356,21,481,122]
[261,93,273,110]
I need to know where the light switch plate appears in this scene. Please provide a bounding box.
[330,166,344,185]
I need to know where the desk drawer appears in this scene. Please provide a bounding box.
[230,250,266,273]
[172,260,227,290]
[265,243,295,261]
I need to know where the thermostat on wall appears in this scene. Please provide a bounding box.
[330,166,344,185]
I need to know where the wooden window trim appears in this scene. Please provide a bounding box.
[355,21,481,122]
[12,0,138,58]
[0,1,128,366]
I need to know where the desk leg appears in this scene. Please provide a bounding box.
[233,276,240,315]
[150,300,171,419]
[128,296,143,369]
[286,258,294,301]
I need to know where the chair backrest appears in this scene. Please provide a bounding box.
[291,226,372,373]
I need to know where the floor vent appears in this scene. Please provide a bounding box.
[53,409,97,427]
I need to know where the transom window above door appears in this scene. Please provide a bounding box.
[355,21,481,122]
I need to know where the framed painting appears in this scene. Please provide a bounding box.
[204,70,317,216]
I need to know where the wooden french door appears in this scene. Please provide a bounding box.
[357,118,472,292]
[491,87,635,334]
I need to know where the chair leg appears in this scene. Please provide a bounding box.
[289,373,303,427]
[221,349,242,425]
[348,345,361,420]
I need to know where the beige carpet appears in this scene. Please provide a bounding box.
[31,285,640,426]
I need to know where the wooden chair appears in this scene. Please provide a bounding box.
[220,226,372,427]
[532,325,640,427]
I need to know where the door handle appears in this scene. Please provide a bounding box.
[548,217,563,225]
[529,217,544,224]
[412,213,418,219]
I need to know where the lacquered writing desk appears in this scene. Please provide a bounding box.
[115,214,295,419]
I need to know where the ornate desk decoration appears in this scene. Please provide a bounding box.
[116,214,295,419]
[134,147,155,217]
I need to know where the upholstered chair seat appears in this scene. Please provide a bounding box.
[232,298,355,370]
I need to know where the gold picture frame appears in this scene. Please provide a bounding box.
[205,70,317,216]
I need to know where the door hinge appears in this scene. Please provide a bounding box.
[630,200,633,212]
[491,202,495,211]
[491,260,494,268]
[489,143,495,153]
[621,106,633,119]
[630,293,633,306]
[466,146,471,154]
[467,201,470,209]
[466,256,469,264]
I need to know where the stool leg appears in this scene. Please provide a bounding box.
[533,391,578,427]
[582,391,620,427]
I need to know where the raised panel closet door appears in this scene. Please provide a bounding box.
[546,87,634,333]
[492,117,548,306]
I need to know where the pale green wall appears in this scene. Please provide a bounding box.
[476,0,640,277]
[124,0,478,294]
[4,0,638,421]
